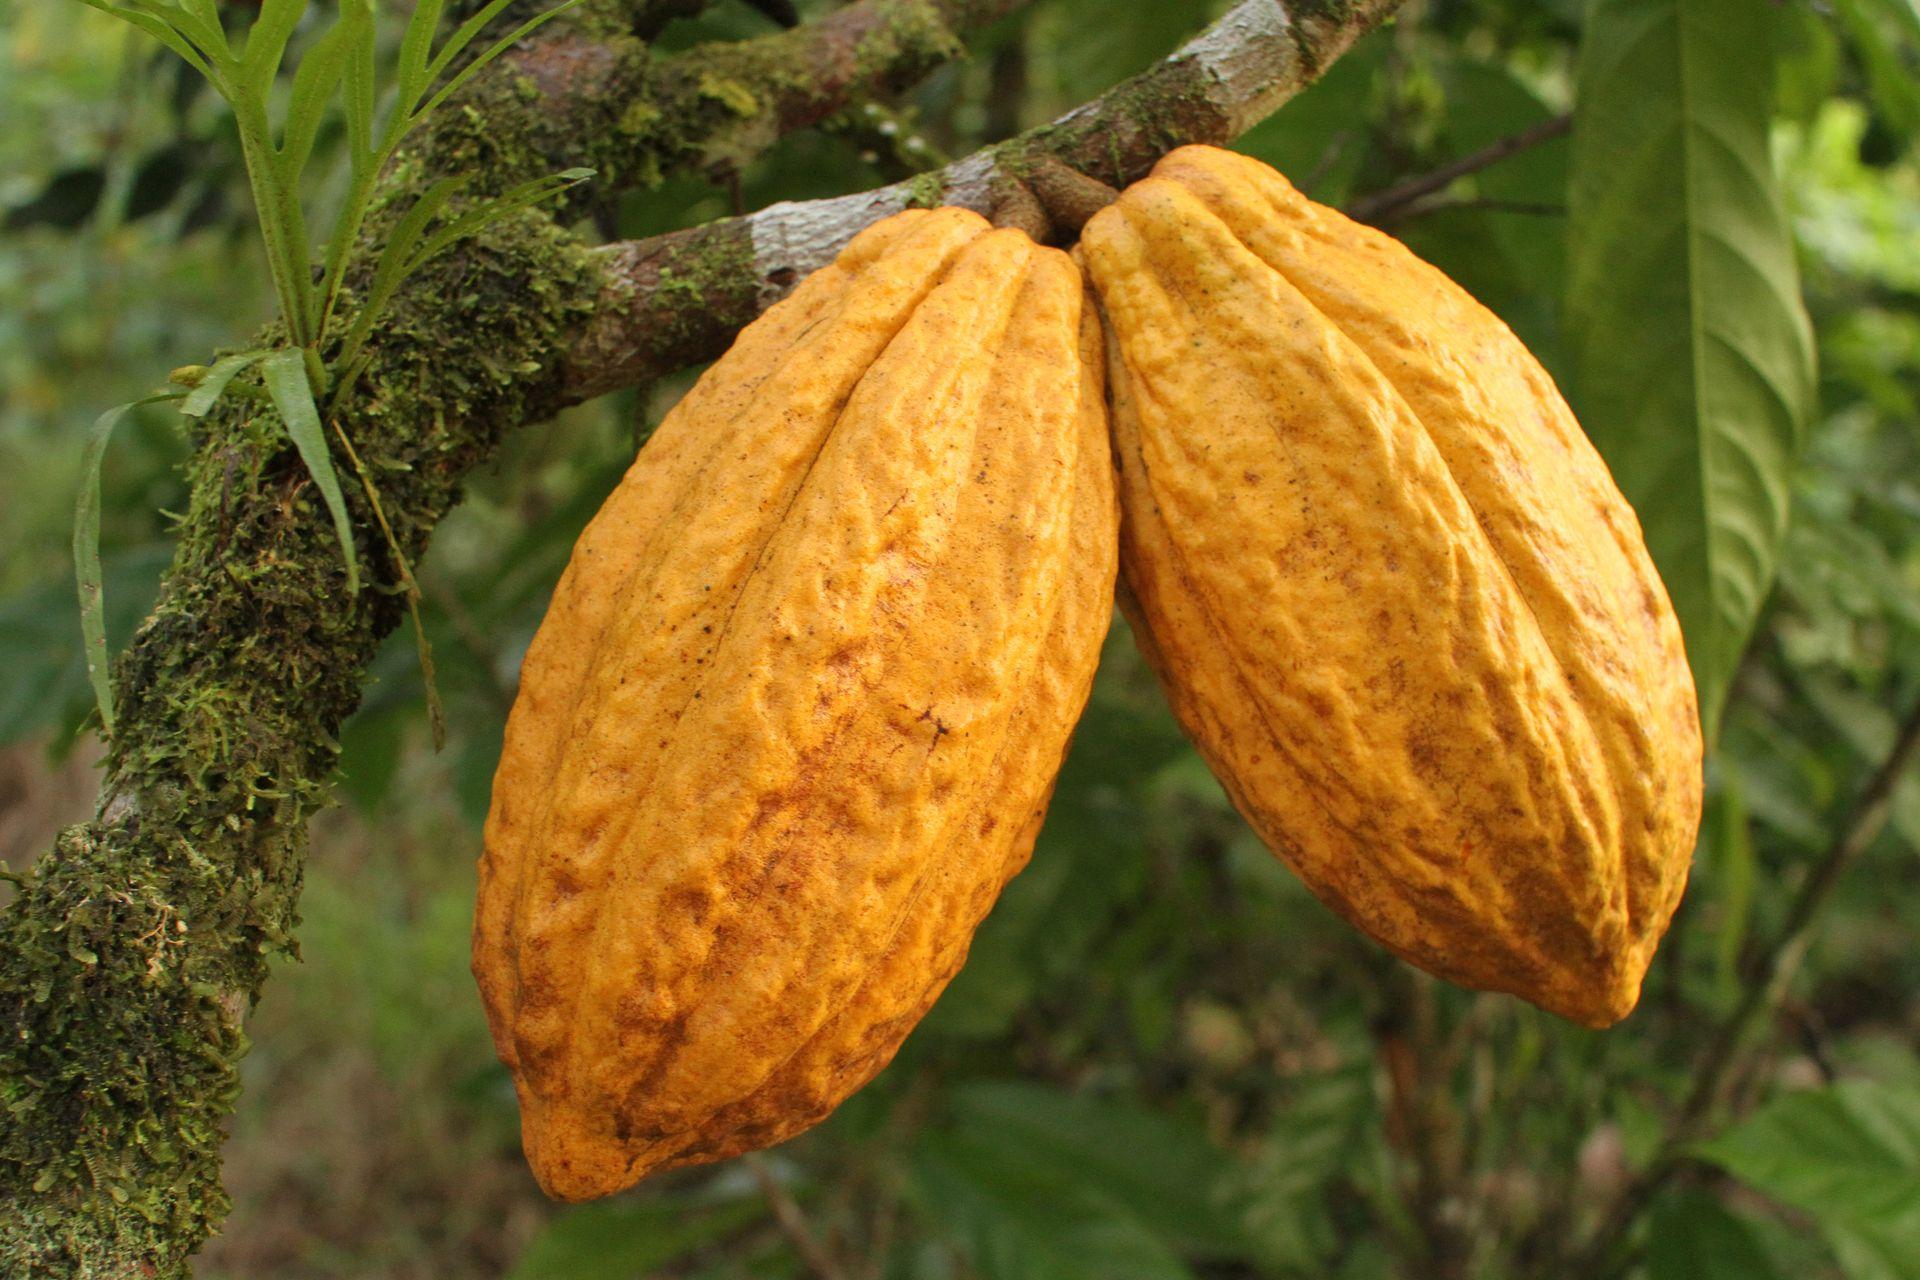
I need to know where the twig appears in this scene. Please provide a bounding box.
[1346,113,1570,225]
[1567,693,1920,1277]
[1375,196,1565,226]
[332,421,446,751]
[1375,970,1469,1279]
[746,1154,850,1280]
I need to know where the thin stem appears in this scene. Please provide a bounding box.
[1346,113,1571,225]
[231,101,316,346]
[332,421,446,749]
[1568,693,1920,1276]
[745,1155,849,1280]
[1381,196,1566,225]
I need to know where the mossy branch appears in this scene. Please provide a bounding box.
[567,0,1404,397]
[0,0,1402,1274]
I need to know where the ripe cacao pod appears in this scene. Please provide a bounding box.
[472,208,1118,1199]
[1080,146,1703,1027]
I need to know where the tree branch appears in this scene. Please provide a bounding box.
[566,0,1406,398]
[449,0,1037,195]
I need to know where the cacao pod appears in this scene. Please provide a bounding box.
[472,208,1118,1199]
[1080,146,1703,1027]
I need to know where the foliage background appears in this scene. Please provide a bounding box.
[1,0,1917,1276]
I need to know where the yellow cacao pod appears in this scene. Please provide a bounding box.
[473,209,1118,1199]
[1080,146,1703,1027]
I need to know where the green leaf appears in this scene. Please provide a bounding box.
[1695,1082,1920,1280]
[1242,1068,1379,1269]
[342,3,379,162]
[126,0,234,68]
[508,1197,767,1280]
[261,348,361,596]
[331,175,469,382]
[281,5,372,180]
[73,395,181,736]
[1834,0,1920,137]
[913,1131,1198,1280]
[179,350,270,417]
[1566,0,1817,741]
[418,0,589,123]
[397,0,450,110]
[404,168,593,269]
[78,1,223,83]
[938,1082,1245,1257]
[241,0,311,98]
[1795,673,1920,851]
[1645,1190,1787,1280]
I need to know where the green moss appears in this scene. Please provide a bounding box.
[639,221,762,374]
[697,71,763,118]
[902,169,950,209]
[0,209,599,1279]
[1019,56,1221,190]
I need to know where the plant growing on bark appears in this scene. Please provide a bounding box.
[72,0,587,734]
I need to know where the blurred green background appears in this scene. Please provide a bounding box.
[3,1,1918,1277]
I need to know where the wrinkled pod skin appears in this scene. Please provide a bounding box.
[474,210,1119,1199]
[1080,146,1703,1028]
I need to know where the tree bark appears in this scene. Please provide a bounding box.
[0,1,1402,1273]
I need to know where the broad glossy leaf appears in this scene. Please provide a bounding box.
[509,1196,766,1280]
[1695,1082,1920,1280]
[1566,0,1817,740]
[912,1130,1197,1280]
[944,1081,1246,1256]
[1646,1190,1787,1280]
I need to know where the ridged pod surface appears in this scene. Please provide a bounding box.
[474,209,1118,1199]
[1080,146,1702,1027]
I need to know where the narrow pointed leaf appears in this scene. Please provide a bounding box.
[81,1,222,82]
[125,0,234,66]
[343,2,379,163]
[74,394,182,735]
[242,0,311,97]
[419,0,586,122]
[405,169,591,269]
[423,0,523,85]
[397,0,449,109]
[179,0,224,31]
[1566,0,1817,741]
[331,176,468,379]
[180,350,271,417]
[282,8,369,178]
[261,349,361,596]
